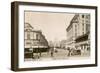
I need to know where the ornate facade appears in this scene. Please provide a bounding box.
[24,23,49,58]
[66,14,90,51]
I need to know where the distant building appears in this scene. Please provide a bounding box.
[60,40,67,49]
[66,14,90,51]
[24,23,49,58]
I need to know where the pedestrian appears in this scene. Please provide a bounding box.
[67,48,71,56]
[51,47,54,57]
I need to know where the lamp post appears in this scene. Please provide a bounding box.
[29,43,34,59]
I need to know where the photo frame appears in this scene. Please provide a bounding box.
[11,1,98,71]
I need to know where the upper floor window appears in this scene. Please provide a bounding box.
[82,23,84,34]
[36,34,38,40]
[36,34,40,40]
[27,32,30,39]
[86,15,90,19]
[75,25,77,37]
[82,15,84,18]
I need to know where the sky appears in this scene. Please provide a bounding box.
[25,11,74,42]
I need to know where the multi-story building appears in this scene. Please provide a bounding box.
[66,14,90,51]
[24,23,49,58]
[66,14,79,48]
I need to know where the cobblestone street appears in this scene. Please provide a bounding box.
[25,48,90,61]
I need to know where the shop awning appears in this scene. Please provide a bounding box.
[75,34,89,43]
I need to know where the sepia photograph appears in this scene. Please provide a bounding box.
[11,1,97,71]
[24,12,91,61]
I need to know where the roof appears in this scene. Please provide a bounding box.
[66,14,79,32]
[24,23,42,33]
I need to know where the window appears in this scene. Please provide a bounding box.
[36,34,38,40]
[86,24,90,33]
[82,15,84,18]
[27,32,30,39]
[86,15,88,19]
[86,20,89,24]
[32,32,34,39]
[82,23,84,34]
[75,25,77,37]
[86,15,90,19]
[82,20,84,23]
[26,41,31,45]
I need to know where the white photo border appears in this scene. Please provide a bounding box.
[18,4,96,68]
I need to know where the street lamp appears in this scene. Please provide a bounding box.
[29,44,34,59]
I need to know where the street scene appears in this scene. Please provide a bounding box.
[24,11,90,61]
